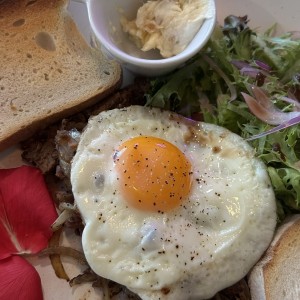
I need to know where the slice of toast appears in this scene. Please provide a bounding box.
[0,0,122,151]
[248,214,300,300]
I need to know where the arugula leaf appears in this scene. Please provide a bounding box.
[145,62,201,117]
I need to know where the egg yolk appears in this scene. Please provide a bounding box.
[113,136,192,212]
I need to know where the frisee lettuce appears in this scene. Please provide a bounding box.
[145,16,300,221]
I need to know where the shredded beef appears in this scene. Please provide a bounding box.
[22,124,60,174]
[55,129,81,179]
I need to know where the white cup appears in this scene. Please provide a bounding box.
[75,0,216,76]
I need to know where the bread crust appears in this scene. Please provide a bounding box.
[0,0,122,151]
[248,214,300,300]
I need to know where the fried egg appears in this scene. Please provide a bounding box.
[71,106,276,300]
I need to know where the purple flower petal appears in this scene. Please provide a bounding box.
[246,115,300,140]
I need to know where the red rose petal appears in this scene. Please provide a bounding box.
[0,255,43,300]
[0,166,58,259]
[0,191,19,259]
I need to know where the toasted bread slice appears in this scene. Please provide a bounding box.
[248,214,300,300]
[0,0,122,151]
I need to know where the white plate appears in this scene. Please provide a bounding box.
[1,0,299,299]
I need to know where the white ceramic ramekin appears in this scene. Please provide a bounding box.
[76,0,216,76]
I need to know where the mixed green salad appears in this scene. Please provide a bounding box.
[146,15,300,221]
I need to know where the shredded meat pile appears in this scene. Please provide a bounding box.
[21,77,250,300]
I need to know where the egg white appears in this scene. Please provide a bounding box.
[71,106,276,300]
